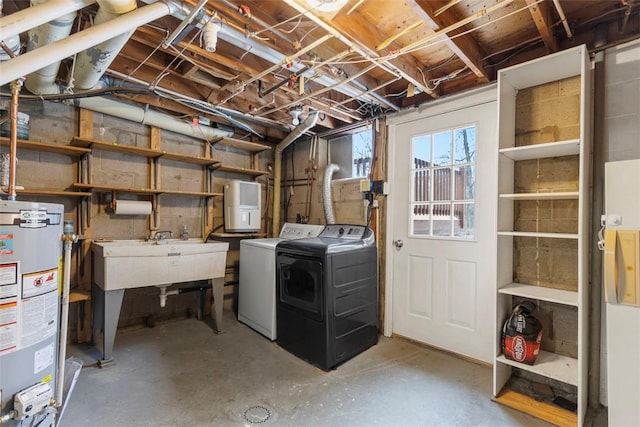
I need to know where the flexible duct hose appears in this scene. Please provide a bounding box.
[323,164,340,224]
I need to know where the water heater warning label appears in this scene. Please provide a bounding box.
[22,268,58,299]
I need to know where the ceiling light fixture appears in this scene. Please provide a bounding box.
[289,105,304,125]
[305,0,349,12]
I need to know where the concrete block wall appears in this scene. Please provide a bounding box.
[0,99,267,333]
[510,76,582,358]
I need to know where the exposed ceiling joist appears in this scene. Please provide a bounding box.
[408,0,491,82]
[525,0,559,52]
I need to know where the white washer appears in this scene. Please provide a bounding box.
[238,223,325,340]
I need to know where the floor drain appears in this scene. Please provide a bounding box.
[243,405,272,424]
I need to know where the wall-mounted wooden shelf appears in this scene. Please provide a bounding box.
[72,183,221,197]
[217,165,269,176]
[214,137,272,152]
[159,189,222,197]
[1,137,91,156]
[71,137,221,166]
[1,187,92,197]
[73,182,159,195]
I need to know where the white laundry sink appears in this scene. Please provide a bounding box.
[91,238,229,366]
[92,239,229,290]
[93,238,227,258]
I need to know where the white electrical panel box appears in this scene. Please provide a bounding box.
[224,180,261,232]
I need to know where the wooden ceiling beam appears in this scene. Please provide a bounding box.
[282,0,437,100]
[407,0,490,82]
[525,0,558,52]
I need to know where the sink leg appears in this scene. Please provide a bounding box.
[90,282,103,346]
[98,289,124,367]
[211,277,224,334]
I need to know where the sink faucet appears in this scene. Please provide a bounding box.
[151,230,173,241]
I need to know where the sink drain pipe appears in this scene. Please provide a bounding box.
[158,282,212,307]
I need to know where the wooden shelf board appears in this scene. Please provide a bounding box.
[161,152,220,165]
[499,191,579,200]
[493,389,577,427]
[217,165,269,176]
[70,290,91,303]
[499,139,580,161]
[159,190,222,197]
[1,137,91,156]
[72,137,222,165]
[72,182,159,195]
[498,231,579,239]
[496,351,578,386]
[215,137,272,152]
[71,137,162,158]
[498,283,578,306]
[1,187,92,197]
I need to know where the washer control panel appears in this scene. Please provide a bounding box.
[320,224,368,240]
[279,223,325,239]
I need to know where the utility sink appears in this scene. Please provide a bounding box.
[91,238,229,366]
[93,238,227,257]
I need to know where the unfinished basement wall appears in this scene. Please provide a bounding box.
[0,99,271,338]
[512,75,582,360]
[281,137,368,226]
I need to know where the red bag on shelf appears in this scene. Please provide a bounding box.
[501,301,542,365]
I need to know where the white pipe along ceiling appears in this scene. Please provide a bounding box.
[0,1,175,86]
[0,0,95,40]
[24,0,77,95]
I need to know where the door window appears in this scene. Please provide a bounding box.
[411,125,476,239]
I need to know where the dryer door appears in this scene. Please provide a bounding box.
[277,253,324,321]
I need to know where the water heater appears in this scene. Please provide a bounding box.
[224,180,261,232]
[0,200,63,426]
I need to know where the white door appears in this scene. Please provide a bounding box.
[387,88,497,363]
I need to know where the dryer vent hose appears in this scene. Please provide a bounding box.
[323,164,340,224]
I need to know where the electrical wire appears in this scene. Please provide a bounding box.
[296,0,545,67]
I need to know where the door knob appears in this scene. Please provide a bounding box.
[393,239,403,248]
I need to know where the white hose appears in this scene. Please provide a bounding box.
[323,164,340,224]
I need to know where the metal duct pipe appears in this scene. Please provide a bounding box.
[323,164,340,224]
[74,96,233,140]
[272,111,319,236]
[0,0,95,41]
[140,0,386,107]
[0,1,176,86]
[72,0,138,90]
[24,1,77,95]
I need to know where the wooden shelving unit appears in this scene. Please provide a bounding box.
[493,45,592,426]
[0,137,91,197]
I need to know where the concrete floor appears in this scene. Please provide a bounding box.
[60,313,556,427]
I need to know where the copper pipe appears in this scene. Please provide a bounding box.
[0,39,22,201]
[7,79,22,200]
